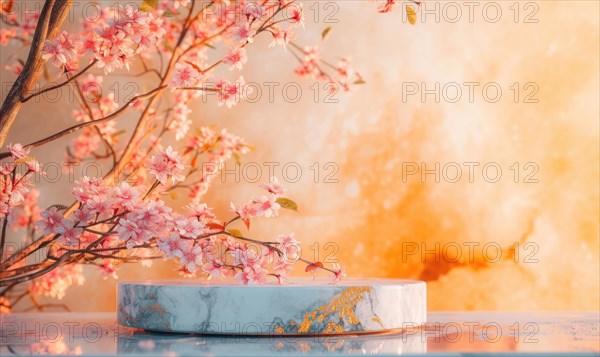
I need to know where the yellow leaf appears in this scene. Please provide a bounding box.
[140,0,158,12]
[227,229,243,238]
[185,61,203,74]
[321,27,332,41]
[275,198,298,212]
[406,5,417,25]
[14,156,35,164]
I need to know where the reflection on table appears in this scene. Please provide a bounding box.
[1,312,598,355]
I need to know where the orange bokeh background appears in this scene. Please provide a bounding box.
[1,0,598,311]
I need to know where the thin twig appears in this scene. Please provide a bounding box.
[21,60,98,103]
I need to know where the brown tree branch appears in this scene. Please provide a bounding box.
[0,0,74,148]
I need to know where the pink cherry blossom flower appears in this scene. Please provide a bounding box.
[239,247,265,267]
[73,176,110,203]
[41,31,82,71]
[250,195,281,218]
[86,197,114,220]
[336,58,351,79]
[202,258,228,280]
[73,206,94,224]
[0,174,31,219]
[37,207,66,235]
[116,199,171,248]
[332,263,347,283]
[158,0,190,12]
[7,174,29,203]
[378,0,396,13]
[177,241,203,273]
[29,265,85,300]
[274,260,294,283]
[269,26,294,48]
[231,21,256,44]
[234,264,268,285]
[99,259,118,280]
[116,218,146,249]
[57,220,83,247]
[173,0,191,10]
[219,128,250,156]
[0,29,16,46]
[186,203,216,221]
[24,158,43,174]
[13,189,41,229]
[276,233,300,262]
[230,202,254,220]
[157,233,185,258]
[41,40,67,68]
[186,127,215,152]
[0,162,13,175]
[98,93,118,115]
[69,129,101,160]
[260,176,286,196]
[168,63,201,89]
[20,12,40,37]
[113,182,141,210]
[243,3,265,19]
[216,76,250,108]
[147,146,186,184]
[288,3,305,28]
[190,182,210,201]
[4,62,23,75]
[7,143,30,159]
[223,47,248,71]
[169,103,192,140]
[174,215,206,237]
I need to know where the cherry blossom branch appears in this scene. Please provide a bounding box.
[1,180,162,282]
[0,0,73,147]
[0,215,8,262]
[20,60,98,103]
[99,3,199,185]
[0,250,76,287]
[0,86,167,160]
[71,77,117,165]
[0,0,365,308]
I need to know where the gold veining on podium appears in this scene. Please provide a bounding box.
[294,286,373,334]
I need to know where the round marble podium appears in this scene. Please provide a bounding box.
[117,279,426,335]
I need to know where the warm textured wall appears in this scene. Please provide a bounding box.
[2,0,599,311]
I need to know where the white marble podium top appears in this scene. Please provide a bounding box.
[1,311,598,356]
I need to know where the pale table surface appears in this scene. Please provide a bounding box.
[1,312,598,356]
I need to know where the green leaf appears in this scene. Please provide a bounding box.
[276,198,298,212]
[354,79,366,85]
[140,0,158,12]
[227,229,244,238]
[321,27,332,41]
